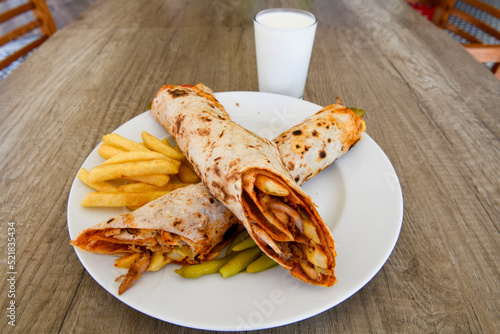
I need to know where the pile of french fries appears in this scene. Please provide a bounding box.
[78,131,200,209]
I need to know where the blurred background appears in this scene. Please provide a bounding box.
[1,0,499,80]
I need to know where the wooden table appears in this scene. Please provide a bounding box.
[1,0,499,332]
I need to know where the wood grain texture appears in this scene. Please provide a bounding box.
[0,0,499,333]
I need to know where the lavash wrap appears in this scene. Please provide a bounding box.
[274,102,364,186]
[71,183,239,262]
[71,85,364,291]
[151,84,363,286]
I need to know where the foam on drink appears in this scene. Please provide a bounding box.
[256,10,316,29]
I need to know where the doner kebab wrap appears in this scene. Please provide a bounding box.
[71,87,365,294]
[151,84,365,287]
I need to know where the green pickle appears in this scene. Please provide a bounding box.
[247,254,278,273]
[349,107,365,118]
[231,237,257,252]
[175,231,279,280]
[225,229,250,255]
[174,252,236,278]
[219,247,262,278]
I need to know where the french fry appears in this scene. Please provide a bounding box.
[81,131,193,209]
[302,244,328,269]
[141,131,185,160]
[147,252,171,272]
[177,162,201,183]
[98,144,125,159]
[115,253,142,269]
[166,156,182,168]
[125,174,171,187]
[119,182,166,193]
[303,220,321,245]
[81,191,169,207]
[77,168,119,192]
[161,183,192,191]
[255,175,289,196]
[173,145,182,154]
[87,160,179,183]
[102,133,150,152]
[119,182,191,193]
[101,151,172,165]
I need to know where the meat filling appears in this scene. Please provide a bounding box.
[243,172,334,282]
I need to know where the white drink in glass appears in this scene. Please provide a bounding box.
[254,8,317,98]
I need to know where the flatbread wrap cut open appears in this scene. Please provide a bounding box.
[152,84,365,287]
[71,183,239,294]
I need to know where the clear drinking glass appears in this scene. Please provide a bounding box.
[254,8,318,99]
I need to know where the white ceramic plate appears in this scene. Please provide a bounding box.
[67,92,403,331]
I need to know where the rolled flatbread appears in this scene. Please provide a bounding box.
[152,84,365,287]
[274,102,364,186]
[71,183,238,258]
[71,183,240,294]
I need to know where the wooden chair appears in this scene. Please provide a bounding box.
[431,0,500,78]
[0,0,57,70]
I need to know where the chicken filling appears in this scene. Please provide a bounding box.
[244,174,334,282]
[84,228,199,294]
